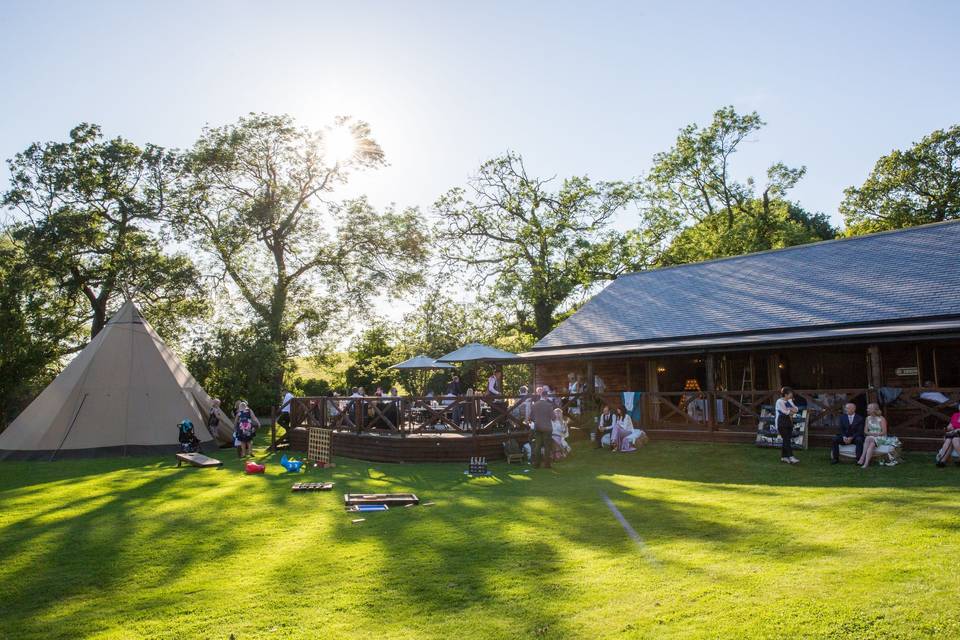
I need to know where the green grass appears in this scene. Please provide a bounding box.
[1,440,958,639]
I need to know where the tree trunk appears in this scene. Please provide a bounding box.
[90,295,109,339]
[533,301,554,339]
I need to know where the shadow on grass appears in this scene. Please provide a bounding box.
[0,436,957,639]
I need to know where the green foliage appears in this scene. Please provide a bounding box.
[176,113,429,394]
[841,124,960,234]
[296,377,332,397]
[2,123,207,341]
[660,202,836,265]
[343,321,398,393]
[647,106,831,263]
[435,152,644,339]
[184,324,284,415]
[0,238,83,427]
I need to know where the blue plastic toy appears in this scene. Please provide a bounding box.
[280,454,303,473]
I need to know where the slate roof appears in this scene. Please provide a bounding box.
[532,221,960,352]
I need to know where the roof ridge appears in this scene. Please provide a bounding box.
[617,219,960,280]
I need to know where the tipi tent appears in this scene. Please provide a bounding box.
[0,300,233,460]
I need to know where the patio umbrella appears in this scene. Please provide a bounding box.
[389,355,455,370]
[389,354,454,396]
[436,343,518,363]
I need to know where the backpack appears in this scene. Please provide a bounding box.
[239,419,255,437]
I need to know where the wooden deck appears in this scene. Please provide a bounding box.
[288,427,530,463]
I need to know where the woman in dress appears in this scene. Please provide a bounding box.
[551,408,571,460]
[233,400,260,458]
[859,403,888,468]
[775,387,799,464]
[610,405,637,452]
[936,409,960,467]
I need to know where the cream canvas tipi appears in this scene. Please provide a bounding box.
[0,300,232,460]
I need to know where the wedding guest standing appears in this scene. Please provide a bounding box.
[551,408,571,460]
[530,390,555,469]
[776,387,800,464]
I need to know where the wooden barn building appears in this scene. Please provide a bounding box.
[522,221,960,450]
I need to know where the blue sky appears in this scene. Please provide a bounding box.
[1,0,958,228]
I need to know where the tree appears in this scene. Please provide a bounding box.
[841,125,960,234]
[343,321,398,392]
[0,237,83,427]
[177,113,429,393]
[3,124,207,341]
[646,106,820,262]
[185,324,283,415]
[435,152,642,340]
[391,293,491,393]
[660,202,836,265]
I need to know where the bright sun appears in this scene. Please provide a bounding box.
[324,125,358,165]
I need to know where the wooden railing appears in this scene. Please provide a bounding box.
[560,387,959,436]
[281,387,958,448]
[287,394,532,437]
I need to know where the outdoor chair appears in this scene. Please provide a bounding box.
[837,441,902,464]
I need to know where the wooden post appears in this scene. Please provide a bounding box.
[933,348,940,387]
[270,406,277,452]
[625,360,632,390]
[768,353,782,390]
[867,345,882,389]
[704,354,715,430]
[646,360,660,427]
[586,360,595,402]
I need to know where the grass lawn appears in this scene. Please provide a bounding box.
[1,440,958,639]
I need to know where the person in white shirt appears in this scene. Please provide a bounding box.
[567,373,581,415]
[278,390,294,428]
[775,387,800,464]
[487,371,501,396]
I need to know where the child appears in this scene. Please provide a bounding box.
[177,419,201,453]
[234,401,260,458]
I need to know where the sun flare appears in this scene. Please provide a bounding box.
[323,124,358,164]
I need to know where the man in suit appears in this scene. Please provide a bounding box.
[446,375,463,425]
[530,388,556,468]
[831,402,865,463]
[595,404,615,448]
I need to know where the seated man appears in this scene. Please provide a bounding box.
[595,404,615,449]
[831,402,865,464]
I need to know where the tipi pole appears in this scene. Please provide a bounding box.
[50,393,89,462]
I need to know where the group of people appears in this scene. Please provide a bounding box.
[593,404,646,452]
[775,386,960,468]
[527,387,574,468]
[776,387,893,467]
[202,398,261,458]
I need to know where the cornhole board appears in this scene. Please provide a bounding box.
[344,493,419,507]
[176,452,222,468]
[292,482,334,492]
